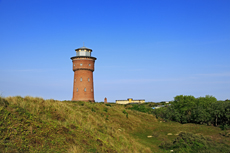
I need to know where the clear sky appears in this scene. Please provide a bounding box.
[0,0,230,102]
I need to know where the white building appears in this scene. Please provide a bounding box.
[116,98,145,104]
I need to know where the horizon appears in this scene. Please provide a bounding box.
[0,0,230,102]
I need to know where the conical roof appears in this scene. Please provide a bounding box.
[75,46,92,51]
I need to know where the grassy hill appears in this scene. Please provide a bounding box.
[0,96,230,153]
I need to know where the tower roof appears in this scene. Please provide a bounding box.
[75,46,92,52]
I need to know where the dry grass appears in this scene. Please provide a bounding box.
[3,96,151,152]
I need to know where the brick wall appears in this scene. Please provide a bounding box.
[71,57,96,102]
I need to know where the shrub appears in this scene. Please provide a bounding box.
[103,107,108,112]
[122,110,128,118]
[105,103,111,107]
[160,131,230,152]
[122,110,127,114]
[91,108,96,112]
[128,104,152,114]
[220,124,230,130]
[160,132,211,152]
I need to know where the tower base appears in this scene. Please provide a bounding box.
[71,99,95,102]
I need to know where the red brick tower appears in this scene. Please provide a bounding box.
[71,46,96,102]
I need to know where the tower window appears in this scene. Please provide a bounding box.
[76,88,78,92]
[88,78,90,82]
[74,79,76,82]
[74,64,75,66]
[84,88,86,92]
[89,64,91,66]
[91,89,93,92]
[80,63,82,66]
[80,78,82,82]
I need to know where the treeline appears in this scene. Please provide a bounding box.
[153,95,230,129]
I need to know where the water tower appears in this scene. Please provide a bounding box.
[71,46,97,102]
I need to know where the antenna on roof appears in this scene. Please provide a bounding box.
[83,42,85,47]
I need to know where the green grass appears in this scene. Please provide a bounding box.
[0,96,229,152]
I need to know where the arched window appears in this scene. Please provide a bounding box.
[89,64,91,66]
[80,78,82,82]
[80,63,82,66]
[88,78,90,82]
[84,88,86,92]
[76,88,78,92]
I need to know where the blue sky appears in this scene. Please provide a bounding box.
[0,0,229,102]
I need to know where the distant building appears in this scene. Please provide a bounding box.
[104,97,107,103]
[116,98,145,104]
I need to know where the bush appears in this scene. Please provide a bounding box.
[91,107,96,112]
[128,104,152,114]
[122,110,127,114]
[220,124,230,130]
[122,110,129,118]
[160,132,214,152]
[103,107,108,112]
[105,103,111,107]
[160,131,230,152]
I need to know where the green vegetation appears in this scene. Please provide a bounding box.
[160,132,230,153]
[127,104,153,114]
[153,95,230,128]
[0,95,230,152]
[122,110,129,118]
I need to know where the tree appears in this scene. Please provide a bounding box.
[191,106,211,124]
[173,95,197,123]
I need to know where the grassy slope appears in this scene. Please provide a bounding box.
[0,96,229,153]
